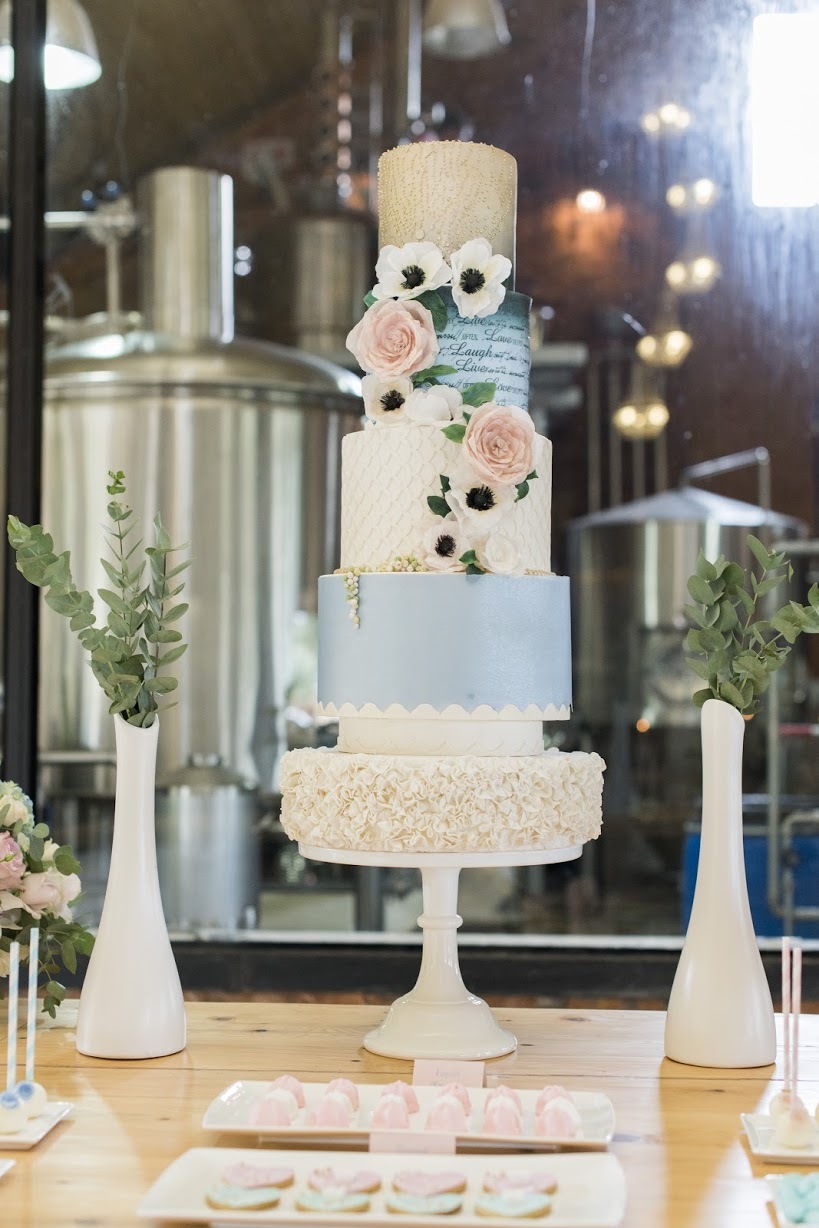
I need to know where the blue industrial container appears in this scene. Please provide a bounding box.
[682,821,819,938]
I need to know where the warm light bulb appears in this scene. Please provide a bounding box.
[665,257,720,294]
[665,261,687,289]
[658,102,680,124]
[666,183,687,209]
[645,401,670,430]
[636,336,658,361]
[637,328,692,367]
[614,404,638,429]
[692,256,717,283]
[636,717,651,733]
[641,111,661,134]
[576,188,606,213]
[692,177,717,205]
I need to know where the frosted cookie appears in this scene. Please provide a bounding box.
[387,1192,463,1215]
[252,1090,298,1127]
[425,1094,468,1133]
[773,1102,818,1149]
[309,1167,381,1194]
[486,1085,522,1112]
[309,1091,355,1128]
[327,1077,360,1110]
[296,1189,371,1213]
[476,1190,553,1219]
[372,1093,411,1129]
[393,1170,468,1196]
[14,1081,48,1119]
[206,1184,281,1211]
[221,1162,295,1189]
[484,1172,558,1196]
[482,1094,523,1135]
[535,1096,582,1139]
[777,1173,819,1224]
[0,1091,26,1134]
[382,1080,420,1113]
[439,1082,472,1113]
[535,1084,570,1115]
[268,1074,306,1107]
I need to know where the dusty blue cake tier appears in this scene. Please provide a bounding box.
[434,288,531,408]
[318,573,571,716]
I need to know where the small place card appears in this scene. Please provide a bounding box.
[412,1059,485,1088]
[369,1130,456,1155]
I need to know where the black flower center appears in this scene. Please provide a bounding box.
[401,264,426,290]
[466,485,496,512]
[380,390,405,412]
[435,533,457,558]
[459,267,485,294]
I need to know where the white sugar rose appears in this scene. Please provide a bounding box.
[450,237,512,319]
[403,384,463,424]
[445,460,516,530]
[372,241,451,301]
[18,869,80,921]
[346,299,439,378]
[463,402,536,485]
[476,532,524,576]
[361,373,413,424]
[421,515,468,572]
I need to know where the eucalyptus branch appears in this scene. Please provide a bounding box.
[684,534,819,715]
[7,471,190,729]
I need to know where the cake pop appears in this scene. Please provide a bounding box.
[770,938,797,1120]
[772,945,818,1150]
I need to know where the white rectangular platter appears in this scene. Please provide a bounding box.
[138,1146,627,1227]
[202,1082,614,1152]
[742,1114,819,1165]
[0,1101,73,1151]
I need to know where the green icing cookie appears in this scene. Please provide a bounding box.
[475,1191,553,1219]
[778,1174,819,1224]
[387,1192,464,1216]
[206,1183,281,1211]
[296,1189,372,1213]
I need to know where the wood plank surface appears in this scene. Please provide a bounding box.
[0,1002,813,1227]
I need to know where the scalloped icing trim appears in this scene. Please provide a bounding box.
[318,701,571,721]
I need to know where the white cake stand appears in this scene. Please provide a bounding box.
[299,844,582,1061]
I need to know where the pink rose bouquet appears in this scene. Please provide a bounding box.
[346,298,439,378]
[0,781,94,1016]
[463,402,536,486]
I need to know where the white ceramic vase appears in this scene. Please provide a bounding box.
[76,715,186,1059]
[665,697,775,1067]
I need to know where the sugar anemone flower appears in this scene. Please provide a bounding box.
[445,461,516,530]
[372,241,451,301]
[361,374,413,424]
[421,515,469,572]
[449,238,512,319]
[403,384,464,424]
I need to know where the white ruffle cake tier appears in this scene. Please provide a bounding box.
[280,746,605,854]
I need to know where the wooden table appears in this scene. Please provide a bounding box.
[0,1001,813,1226]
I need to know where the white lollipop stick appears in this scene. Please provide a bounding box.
[783,937,791,1094]
[25,928,39,1084]
[6,941,19,1092]
[792,945,802,1116]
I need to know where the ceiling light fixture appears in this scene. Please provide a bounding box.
[0,0,101,90]
[641,101,691,135]
[613,362,670,440]
[576,188,606,213]
[665,178,718,213]
[636,291,693,368]
[423,0,511,60]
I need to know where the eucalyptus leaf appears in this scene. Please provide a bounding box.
[695,551,718,582]
[720,680,747,709]
[747,533,773,570]
[687,575,715,606]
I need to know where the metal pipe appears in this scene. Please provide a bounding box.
[2,0,47,792]
[606,357,623,505]
[0,209,137,232]
[38,750,117,766]
[586,357,601,512]
[680,447,771,511]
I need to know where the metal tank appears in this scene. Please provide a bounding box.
[40,166,362,791]
[568,485,803,728]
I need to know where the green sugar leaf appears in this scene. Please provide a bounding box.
[515,481,530,502]
[416,289,448,332]
[363,291,377,308]
[413,365,458,385]
[461,381,496,408]
[427,495,450,518]
[442,423,466,443]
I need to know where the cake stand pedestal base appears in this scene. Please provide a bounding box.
[299,845,582,1061]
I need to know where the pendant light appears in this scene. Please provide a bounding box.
[636,289,693,368]
[423,0,511,60]
[612,362,670,440]
[0,0,101,90]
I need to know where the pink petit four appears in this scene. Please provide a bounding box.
[536,1095,582,1139]
[439,1082,472,1113]
[393,1171,467,1196]
[381,1080,420,1113]
[535,1084,570,1115]
[309,1091,354,1128]
[425,1094,469,1133]
[371,1093,411,1130]
[482,1095,523,1136]
[268,1074,305,1108]
[326,1078,359,1110]
[485,1085,523,1112]
[252,1094,295,1128]
[309,1167,381,1194]
[484,1171,558,1196]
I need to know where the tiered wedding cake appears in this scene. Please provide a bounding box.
[281,141,604,854]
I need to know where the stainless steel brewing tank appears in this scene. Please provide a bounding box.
[41,330,361,789]
[567,488,803,727]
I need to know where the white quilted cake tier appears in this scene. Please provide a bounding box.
[280,746,605,854]
[379,141,517,272]
[340,424,551,572]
